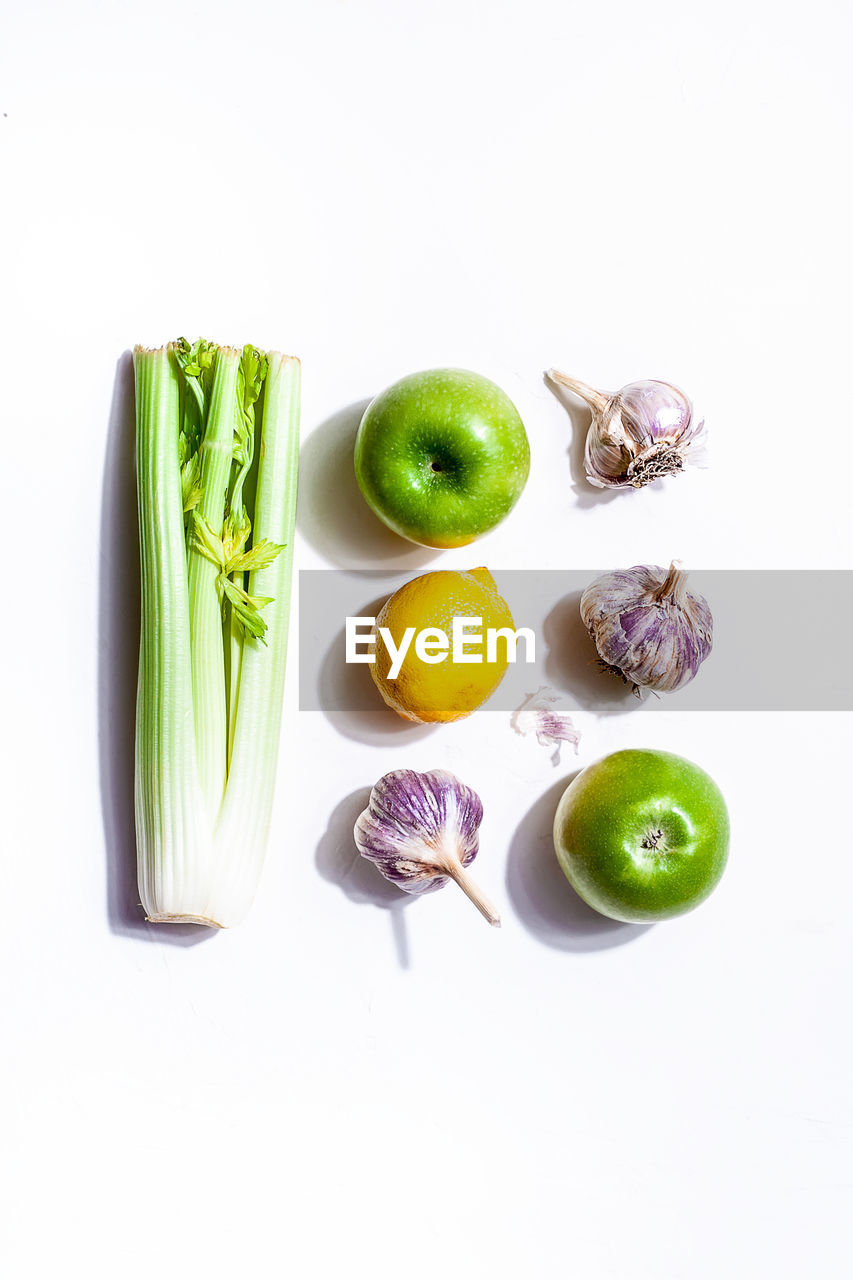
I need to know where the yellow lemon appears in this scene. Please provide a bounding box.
[371,567,515,723]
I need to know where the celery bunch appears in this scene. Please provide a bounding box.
[133,341,300,927]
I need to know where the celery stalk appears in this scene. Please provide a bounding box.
[211,355,301,924]
[186,346,240,819]
[132,341,300,928]
[224,346,267,771]
[133,346,214,924]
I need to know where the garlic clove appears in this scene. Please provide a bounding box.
[354,768,500,926]
[511,687,581,764]
[547,369,707,489]
[580,561,713,694]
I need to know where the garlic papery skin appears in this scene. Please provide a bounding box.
[547,369,707,489]
[354,768,500,926]
[580,562,713,693]
[511,687,581,764]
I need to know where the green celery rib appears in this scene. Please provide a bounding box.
[133,346,214,923]
[226,604,244,772]
[185,346,241,821]
[211,354,301,925]
[224,347,262,771]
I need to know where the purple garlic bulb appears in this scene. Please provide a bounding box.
[547,369,707,489]
[580,562,713,694]
[354,768,500,926]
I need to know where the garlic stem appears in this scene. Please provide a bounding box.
[546,368,611,414]
[652,560,689,607]
[445,862,502,927]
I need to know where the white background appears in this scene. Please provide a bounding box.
[2,2,851,1277]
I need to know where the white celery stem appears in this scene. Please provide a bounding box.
[186,347,240,821]
[209,355,301,926]
[133,347,216,923]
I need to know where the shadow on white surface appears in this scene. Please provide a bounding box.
[297,399,444,570]
[98,352,215,946]
[315,788,414,969]
[544,591,640,715]
[315,591,438,745]
[506,775,652,951]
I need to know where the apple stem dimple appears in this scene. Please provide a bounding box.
[641,828,665,851]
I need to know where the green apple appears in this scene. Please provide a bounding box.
[354,368,530,549]
[553,749,730,923]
